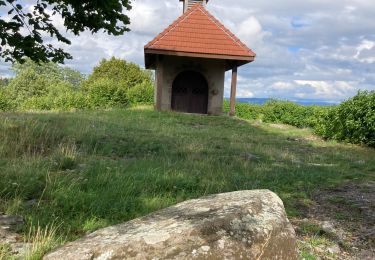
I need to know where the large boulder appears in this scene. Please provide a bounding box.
[44,190,298,260]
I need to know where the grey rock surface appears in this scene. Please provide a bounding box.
[44,190,298,260]
[0,215,24,231]
[0,214,28,257]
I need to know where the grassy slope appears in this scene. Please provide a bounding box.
[1,107,374,246]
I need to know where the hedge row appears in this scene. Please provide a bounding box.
[224,100,329,128]
[225,91,375,147]
[315,91,375,147]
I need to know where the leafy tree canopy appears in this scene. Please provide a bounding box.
[0,0,132,63]
[86,57,153,89]
[0,77,9,87]
[7,58,84,101]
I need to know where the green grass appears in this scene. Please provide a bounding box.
[299,222,324,236]
[23,223,63,260]
[1,107,374,257]
[0,243,13,260]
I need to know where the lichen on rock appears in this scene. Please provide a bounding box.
[44,190,298,260]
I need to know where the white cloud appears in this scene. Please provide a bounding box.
[236,16,264,47]
[294,80,357,100]
[355,40,375,63]
[270,82,295,91]
[128,1,180,35]
[237,89,255,98]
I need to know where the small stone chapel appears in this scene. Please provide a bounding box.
[144,0,255,115]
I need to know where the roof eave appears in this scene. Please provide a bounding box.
[144,49,255,69]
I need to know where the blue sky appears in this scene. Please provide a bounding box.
[1,0,375,101]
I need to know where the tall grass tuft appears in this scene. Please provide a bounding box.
[0,243,13,260]
[23,223,64,260]
[0,118,65,158]
[51,142,78,170]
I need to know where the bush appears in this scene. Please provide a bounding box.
[263,100,307,127]
[223,100,264,120]
[0,90,14,111]
[84,57,154,107]
[8,68,50,102]
[2,58,154,111]
[225,93,374,147]
[21,96,53,110]
[262,100,329,128]
[127,81,154,105]
[7,59,84,104]
[53,91,87,110]
[0,77,9,88]
[86,79,129,108]
[85,57,153,90]
[315,91,375,147]
[224,100,329,128]
[21,82,88,111]
[21,91,87,111]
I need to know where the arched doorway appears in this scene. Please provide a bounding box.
[171,70,208,114]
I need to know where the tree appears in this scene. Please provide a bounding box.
[0,77,9,87]
[86,57,153,90]
[0,0,132,63]
[8,58,84,102]
[84,57,154,107]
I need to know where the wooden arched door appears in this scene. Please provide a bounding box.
[171,70,208,114]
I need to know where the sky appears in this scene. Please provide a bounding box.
[1,0,375,101]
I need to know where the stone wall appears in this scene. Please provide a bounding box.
[157,56,226,115]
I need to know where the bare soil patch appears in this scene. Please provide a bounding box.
[269,123,291,129]
[293,181,375,259]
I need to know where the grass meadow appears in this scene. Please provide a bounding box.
[1,106,374,258]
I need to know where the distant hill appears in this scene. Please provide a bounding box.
[235,98,340,106]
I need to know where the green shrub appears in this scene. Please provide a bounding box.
[262,100,311,128]
[52,91,87,110]
[21,91,87,111]
[86,79,129,108]
[236,102,264,120]
[8,69,50,102]
[304,106,331,129]
[4,60,87,111]
[21,82,88,111]
[21,96,53,110]
[316,91,375,147]
[223,100,264,120]
[7,59,84,104]
[0,90,14,111]
[2,58,154,111]
[83,57,154,107]
[85,57,153,90]
[0,77,9,88]
[127,81,154,105]
[42,82,87,110]
[225,99,329,128]
[224,93,374,147]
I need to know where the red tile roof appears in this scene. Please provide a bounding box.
[144,3,256,61]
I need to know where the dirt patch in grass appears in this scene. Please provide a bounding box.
[293,181,375,259]
[269,123,291,129]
